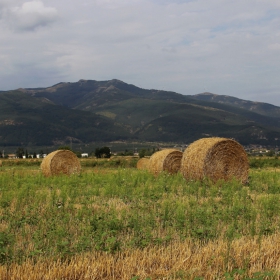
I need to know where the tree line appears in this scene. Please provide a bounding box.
[0,146,158,159]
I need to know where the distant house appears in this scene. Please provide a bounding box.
[36,154,47,158]
[8,154,16,159]
[81,153,89,158]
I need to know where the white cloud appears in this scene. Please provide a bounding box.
[1,0,58,31]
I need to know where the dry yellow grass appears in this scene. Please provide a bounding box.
[149,149,183,176]
[41,150,81,177]
[136,157,150,170]
[181,137,249,183]
[1,234,280,280]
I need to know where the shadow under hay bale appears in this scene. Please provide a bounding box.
[41,150,81,177]
[148,149,183,176]
[181,137,249,183]
[136,157,150,170]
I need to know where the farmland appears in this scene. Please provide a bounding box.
[0,157,280,279]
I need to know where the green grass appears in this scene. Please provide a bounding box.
[1,159,280,266]
[249,156,280,168]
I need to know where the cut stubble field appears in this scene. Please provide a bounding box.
[0,157,280,279]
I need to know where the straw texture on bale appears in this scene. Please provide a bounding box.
[136,157,150,170]
[148,149,183,175]
[41,150,81,177]
[181,137,249,183]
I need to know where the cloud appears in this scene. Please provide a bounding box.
[1,0,58,31]
[0,0,13,18]
[1,0,280,106]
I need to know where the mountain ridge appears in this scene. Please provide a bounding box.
[191,92,280,118]
[0,79,280,147]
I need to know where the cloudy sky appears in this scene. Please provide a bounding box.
[1,0,280,106]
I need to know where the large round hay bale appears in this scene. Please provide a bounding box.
[148,149,183,175]
[181,137,249,183]
[41,150,81,177]
[137,157,150,170]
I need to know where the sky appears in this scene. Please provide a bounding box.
[1,0,280,106]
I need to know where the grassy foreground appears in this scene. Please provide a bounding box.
[0,158,280,279]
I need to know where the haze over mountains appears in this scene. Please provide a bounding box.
[0,79,280,147]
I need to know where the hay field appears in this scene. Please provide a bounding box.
[0,157,280,279]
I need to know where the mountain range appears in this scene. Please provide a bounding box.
[1,79,280,147]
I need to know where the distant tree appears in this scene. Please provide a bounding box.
[95,147,111,158]
[16,147,25,158]
[58,146,72,151]
[75,151,82,158]
[33,152,37,159]
[139,148,156,158]
[95,148,101,158]
[146,148,152,156]
[39,150,44,158]
[267,150,275,157]
[0,150,2,158]
[139,149,146,158]
[25,150,28,158]
[125,150,133,156]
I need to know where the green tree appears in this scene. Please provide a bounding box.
[267,150,275,157]
[16,147,25,158]
[95,147,111,158]
[75,151,82,158]
[139,149,146,158]
[39,150,44,158]
[125,150,133,156]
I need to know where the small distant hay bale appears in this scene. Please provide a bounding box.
[137,157,150,170]
[181,137,249,183]
[41,150,81,177]
[148,149,183,175]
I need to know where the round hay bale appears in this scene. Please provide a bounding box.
[41,150,81,177]
[148,149,183,175]
[181,137,249,183]
[136,157,150,170]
